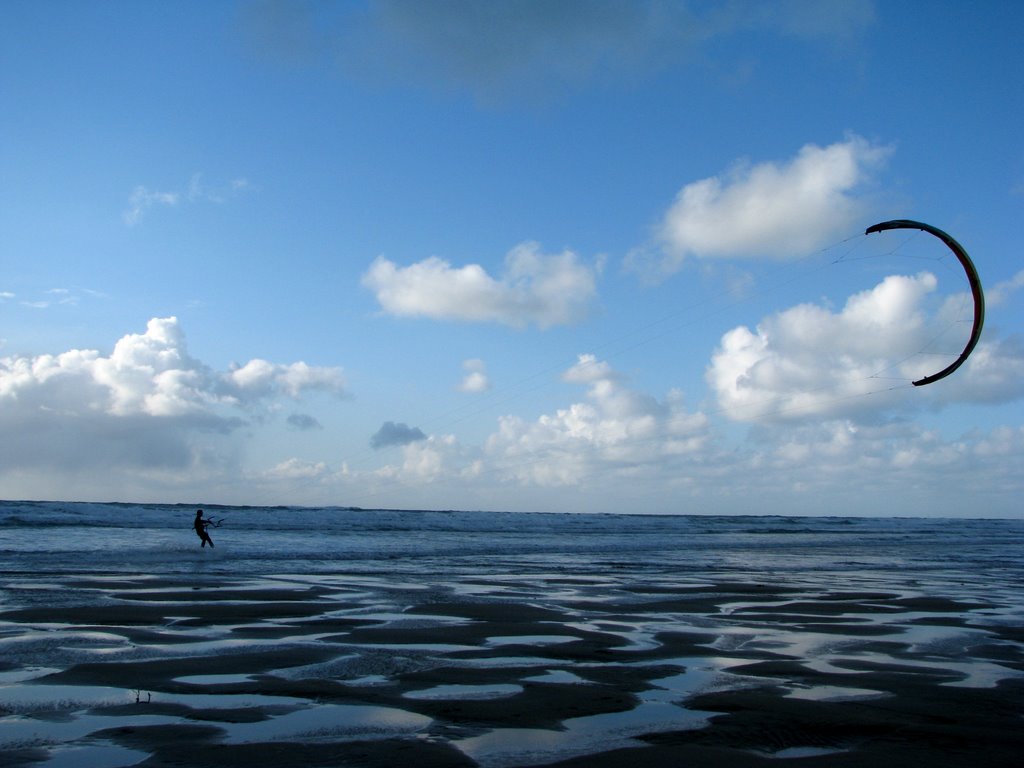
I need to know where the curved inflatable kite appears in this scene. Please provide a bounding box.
[865,219,985,387]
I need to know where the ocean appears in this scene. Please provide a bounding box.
[3,500,1022,581]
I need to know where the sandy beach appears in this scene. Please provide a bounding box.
[2,565,1022,767]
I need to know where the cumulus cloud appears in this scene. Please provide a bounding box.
[628,136,891,280]
[458,359,491,393]
[929,335,1024,406]
[730,417,1021,509]
[225,358,347,400]
[562,353,617,384]
[368,433,478,487]
[0,317,345,472]
[707,272,1024,422]
[362,242,598,328]
[370,421,428,449]
[354,355,711,495]
[486,355,708,486]
[396,434,462,482]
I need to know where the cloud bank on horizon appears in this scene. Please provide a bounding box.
[3,0,1023,516]
[0,318,345,472]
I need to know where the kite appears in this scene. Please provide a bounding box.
[865,219,984,386]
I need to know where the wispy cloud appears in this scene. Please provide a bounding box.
[187,172,252,203]
[11,287,106,310]
[123,173,251,225]
[988,269,1024,307]
[242,0,875,103]
[124,185,178,225]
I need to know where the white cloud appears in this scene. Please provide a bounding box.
[930,335,1024,406]
[1,287,105,310]
[268,458,330,480]
[123,185,179,225]
[0,317,346,472]
[187,172,254,203]
[707,272,1024,422]
[629,136,891,279]
[486,355,709,486]
[371,434,472,485]
[399,435,456,482]
[124,173,251,225]
[341,355,712,498]
[458,358,491,393]
[226,359,346,400]
[988,269,1024,307]
[562,353,616,384]
[362,242,598,328]
[737,418,997,502]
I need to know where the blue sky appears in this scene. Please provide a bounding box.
[2,0,1022,516]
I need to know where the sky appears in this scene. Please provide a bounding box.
[2,0,1023,517]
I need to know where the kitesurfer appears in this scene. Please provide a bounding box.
[194,509,215,548]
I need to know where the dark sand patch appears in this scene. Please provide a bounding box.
[94,728,476,768]
[1,748,56,768]
[90,700,290,723]
[89,722,225,750]
[108,587,338,603]
[407,601,569,623]
[733,601,907,616]
[38,646,345,691]
[0,600,348,627]
[396,680,640,729]
[535,678,1024,767]
[339,617,583,647]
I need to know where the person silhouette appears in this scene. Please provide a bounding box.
[194,509,215,548]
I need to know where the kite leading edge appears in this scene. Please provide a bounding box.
[865,219,985,387]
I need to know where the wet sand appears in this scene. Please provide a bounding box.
[1,572,1022,767]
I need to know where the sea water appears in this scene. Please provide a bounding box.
[1,500,1021,584]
